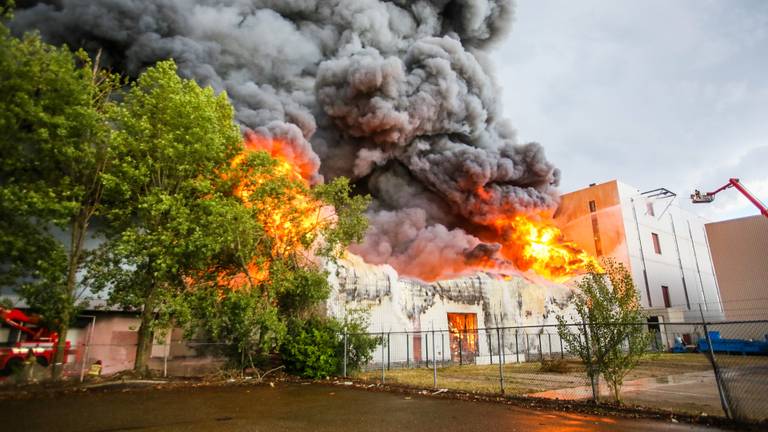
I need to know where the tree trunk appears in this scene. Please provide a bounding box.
[51,210,88,379]
[133,285,157,375]
[50,317,70,379]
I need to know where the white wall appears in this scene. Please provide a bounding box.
[325,256,578,366]
[616,181,723,322]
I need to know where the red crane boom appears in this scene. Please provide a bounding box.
[691,178,768,218]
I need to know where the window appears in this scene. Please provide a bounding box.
[588,200,597,213]
[661,286,671,308]
[651,232,661,254]
[646,201,655,216]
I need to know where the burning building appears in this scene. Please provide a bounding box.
[323,253,578,364]
[9,1,597,348]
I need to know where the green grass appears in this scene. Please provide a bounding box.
[355,353,726,395]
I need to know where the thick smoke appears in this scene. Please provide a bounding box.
[11,0,561,280]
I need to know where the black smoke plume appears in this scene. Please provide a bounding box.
[11,0,561,280]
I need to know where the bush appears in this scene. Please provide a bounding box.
[280,313,379,379]
[281,317,341,379]
[342,311,380,374]
[539,359,571,373]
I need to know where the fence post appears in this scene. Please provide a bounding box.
[700,306,732,419]
[78,316,95,383]
[163,343,169,378]
[548,333,553,360]
[488,332,493,365]
[514,329,519,363]
[79,340,90,383]
[538,332,543,362]
[432,329,437,389]
[501,328,506,364]
[559,335,564,360]
[343,329,348,378]
[582,321,598,404]
[441,332,445,364]
[387,332,391,371]
[406,332,410,368]
[458,331,463,366]
[381,332,385,384]
[425,331,429,368]
[496,327,505,394]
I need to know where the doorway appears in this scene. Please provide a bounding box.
[447,313,478,364]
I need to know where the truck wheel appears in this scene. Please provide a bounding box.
[36,356,49,367]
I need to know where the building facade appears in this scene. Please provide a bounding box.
[705,215,768,321]
[555,180,724,324]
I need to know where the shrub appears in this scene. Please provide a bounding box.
[280,312,379,379]
[281,317,341,379]
[539,359,571,374]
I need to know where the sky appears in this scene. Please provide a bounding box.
[493,0,768,222]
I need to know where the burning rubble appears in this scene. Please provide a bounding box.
[11,1,597,283]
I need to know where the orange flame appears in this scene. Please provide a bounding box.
[491,214,600,282]
[218,133,325,290]
[219,133,598,287]
[447,313,478,362]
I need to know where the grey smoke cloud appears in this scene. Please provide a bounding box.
[11,0,560,280]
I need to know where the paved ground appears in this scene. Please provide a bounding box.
[359,354,768,420]
[531,371,725,416]
[1,383,730,432]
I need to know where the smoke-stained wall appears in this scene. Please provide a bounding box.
[10,0,561,281]
[324,253,577,364]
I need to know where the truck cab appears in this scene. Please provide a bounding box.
[0,307,69,376]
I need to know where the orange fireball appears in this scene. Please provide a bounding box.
[491,214,601,282]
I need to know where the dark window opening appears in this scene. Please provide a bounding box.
[588,200,597,213]
[646,201,655,216]
[651,233,662,254]
[661,285,671,308]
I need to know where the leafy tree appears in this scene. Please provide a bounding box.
[183,148,371,371]
[87,60,241,374]
[556,258,651,403]
[0,21,119,377]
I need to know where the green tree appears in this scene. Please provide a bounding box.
[556,258,651,403]
[87,60,241,374]
[184,149,371,371]
[0,22,119,377]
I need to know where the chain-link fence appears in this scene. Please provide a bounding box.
[3,319,766,422]
[348,320,768,423]
[702,321,768,422]
[0,341,234,384]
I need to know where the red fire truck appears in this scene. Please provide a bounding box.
[0,307,70,376]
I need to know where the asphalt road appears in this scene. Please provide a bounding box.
[1,383,729,432]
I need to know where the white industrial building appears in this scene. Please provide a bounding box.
[324,254,578,366]
[554,180,724,325]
